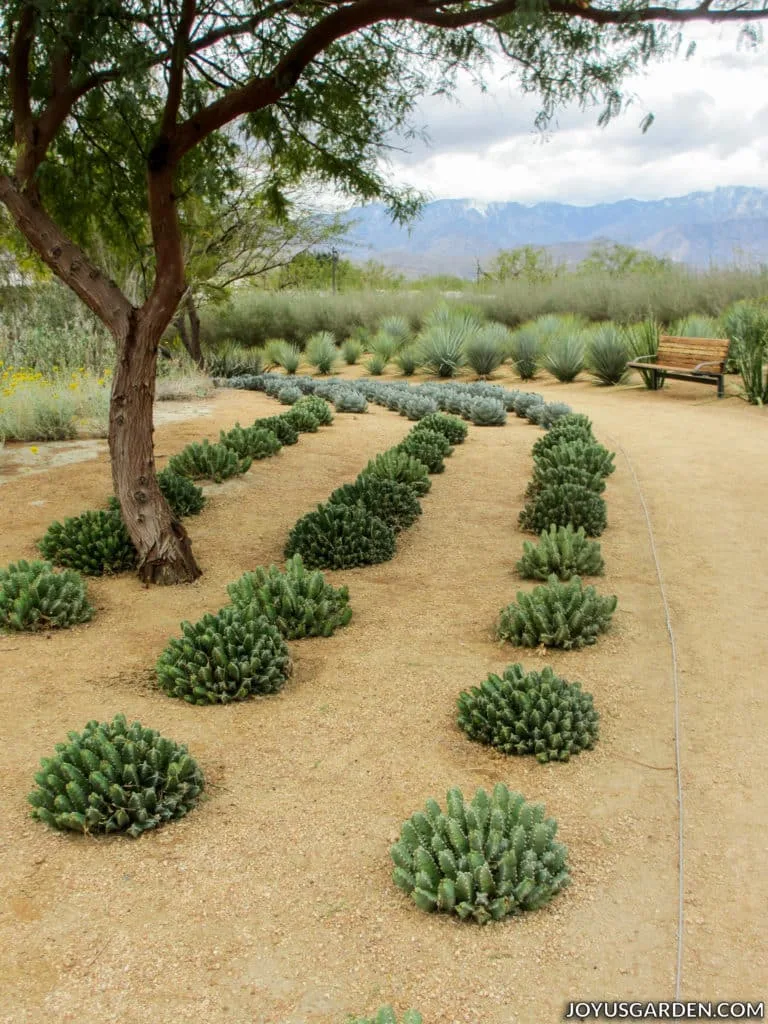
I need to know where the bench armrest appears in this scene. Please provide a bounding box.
[627,354,657,364]
[692,359,723,372]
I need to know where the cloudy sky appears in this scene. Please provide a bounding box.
[380,24,768,206]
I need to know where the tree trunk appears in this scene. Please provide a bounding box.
[110,313,201,585]
[175,291,204,367]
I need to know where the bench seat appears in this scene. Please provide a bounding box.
[626,335,730,398]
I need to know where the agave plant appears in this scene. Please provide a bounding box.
[509,328,540,380]
[417,316,477,377]
[305,331,338,375]
[543,334,585,382]
[464,323,509,378]
[586,324,629,385]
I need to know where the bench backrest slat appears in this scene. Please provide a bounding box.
[657,335,730,372]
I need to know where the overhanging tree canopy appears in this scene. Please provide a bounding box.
[1,0,765,584]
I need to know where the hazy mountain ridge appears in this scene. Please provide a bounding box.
[339,186,768,277]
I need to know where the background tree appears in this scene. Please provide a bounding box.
[488,244,559,283]
[1,0,766,584]
[578,241,673,276]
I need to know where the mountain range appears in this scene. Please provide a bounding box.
[338,186,768,278]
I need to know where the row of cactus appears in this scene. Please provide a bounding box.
[498,574,617,649]
[0,559,93,631]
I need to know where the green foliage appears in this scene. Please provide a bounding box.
[391,783,569,923]
[530,414,594,458]
[204,341,264,378]
[468,397,507,426]
[379,315,412,348]
[157,605,291,705]
[168,439,252,481]
[464,323,508,377]
[0,559,93,631]
[366,353,388,375]
[489,245,557,284]
[370,330,401,363]
[516,524,604,580]
[586,324,629,385]
[283,405,321,432]
[295,394,334,425]
[525,461,605,499]
[328,476,422,533]
[39,509,137,576]
[334,389,368,413]
[417,318,473,377]
[457,664,599,763]
[498,575,617,649]
[624,317,661,389]
[397,427,453,473]
[255,414,300,446]
[285,503,396,569]
[403,395,439,420]
[543,334,585,382]
[273,342,303,374]
[348,1009,422,1024]
[519,482,608,537]
[306,331,339,374]
[219,423,283,460]
[413,412,468,445]
[533,438,615,482]
[578,243,671,277]
[157,468,206,517]
[227,554,351,639]
[277,384,302,405]
[509,329,540,380]
[359,449,432,497]
[341,338,363,364]
[725,303,768,404]
[394,347,420,375]
[28,714,204,837]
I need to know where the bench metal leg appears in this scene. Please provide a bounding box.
[717,375,724,398]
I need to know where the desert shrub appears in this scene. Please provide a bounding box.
[350,1010,422,1024]
[219,423,282,462]
[512,392,544,418]
[334,389,368,413]
[358,449,431,497]
[168,439,251,481]
[282,405,320,432]
[468,397,507,426]
[341,338,363,364]
[586,324,629,385]
[391,783,569,923]
[498,575,617,649]
[397,427,452,473]
[509,328,540,380]
[273,342,302,374]
[277,384,302,405]
[285,503,396,569]
[543,334,585,382]
[530,415,594,457]
[255,415,299,446]
[457,664,599,763]
[671,313,723,339]
[394,347,420,376]
[366,353,388,375]
[203,340,263,378]
[157,605,291,705]
[624,318,661,389]
[519,482,607,537]
[378,314,412,348]
[413,412,468,445]
[516,524,604,581]
[227,554,351,639]
[156,469,206,518]
[0,368,110,442]
[370,330,400,363]
[294,393,334,425]
[725,302,768,404]
[328,476,422,533]
[403,395,439,421]
[528,401,573,428]
[0,559,93,631]
[417,319,474,377]
[28,714,204,837]
[533,438,615,480]
[305,331,338,375]
[464,323,508,377]
[39,509,137,576]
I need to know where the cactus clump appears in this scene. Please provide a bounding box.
[39,509,137,576]
[391,783,569,923]
[349,1010,423,1024]
[533,439,615,481]
[168,439,252,481]
[282,404,321,432]
[277,384,302,405]
[157,605,292,704]
[397,428,453,474]
[0,560,93,631]
[516,524,604,580]
[457,664,599,763]
[467,397,507,426]
[525,461,606,500]
[413,412,468,445]
[519,482,608,537]
[328,476,422,533]
[498,574,617,649]
[219,423,282,461]
[531,415,594,458]
[227,555,351,639]
[254,415,299,445]
[285,502,396,569]
[359,449,431,497]
[28,714,204,837]
[294,393,334,425]
[334,389,368,413]
[157,468,206,517]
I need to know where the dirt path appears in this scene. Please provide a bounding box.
[0,376,765,1024]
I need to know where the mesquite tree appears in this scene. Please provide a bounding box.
[1,1,765,583]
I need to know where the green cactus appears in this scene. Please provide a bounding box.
[413,412,468,445]
[516,524,604,580]
[531,414,594,458]
[519,482,607,537]
[282,404,321,432]
[227,555,352,639]
[294,393,334,425]
[109,468,205,520]
[156,605,292,704]
[285,503,396,569]
[348,1009,423,1024]
[328,476,422,533]
[28,714,204,837]
[39,509,137,576]
[391,783,569,924]
[0,560,93,631]
[219,423,282,460]
[397,428,453,474]
[533,439,615,481]
[498,574,617,649]
[167,439,252,482]
[254,415,299,445]
[358,449,431,497]
[468,397,507,426]
[457,664,599,763]
[525,461,605,500]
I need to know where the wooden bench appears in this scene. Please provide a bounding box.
[627,335,730,398]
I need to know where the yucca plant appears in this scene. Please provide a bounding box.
[391,783,569,923]
[498,575,617,649]
[204,341,263,378]
[28,714,204,837]
[624,317,661,389]
[168,439,252,481]
[417,318,475,377]
[378,315,412,349]
[671,313,723,339]
[39,509,137,576]
[586,324,629,385]
[394,347,420,376]
[341,338,363,365]
[0,559,93,631]
[468,397,507,426]
[305,331,339,375]
[516,525,604,580]
[157,605,292,704]
[397,427,453,473]
[358,449,431,497]
[519,482,607,537]
[366,352,387,376]
[329,475,422,533]
[285,502,396,569]
[725,303,768,405]
[509,328,540,380]
[219,423,282,461]
[227,554,351,639]
[413,412,468,445]
[273,341,302,374]
[349,1009,422,1024]
[457,664,599,762]
[543,334,585,382]
[334,389,368,413]
[464,323,508,378]
[369,330,400,363]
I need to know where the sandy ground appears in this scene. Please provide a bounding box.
[0,369,766,1024]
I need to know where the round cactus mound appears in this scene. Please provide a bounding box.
[0,559,93,631]
[391,783,570,924]
[38,508,137,576]
[328,476,422,533]
[413,412,468,445]
[285,502,396,570]
[28,714,204,837]
[498,574,617,649]
[397,428,453,474]
[358,449,431,497]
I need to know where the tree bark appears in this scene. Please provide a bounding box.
[110,312,201,584]
[175,291,204,367]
